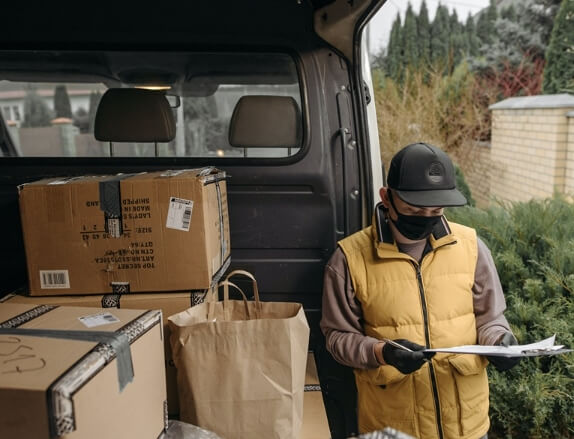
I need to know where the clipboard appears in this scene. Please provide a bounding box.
[423,334,572,358]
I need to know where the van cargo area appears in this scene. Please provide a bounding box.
[0,1,385,438]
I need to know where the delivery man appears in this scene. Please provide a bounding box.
[321,142,520,439]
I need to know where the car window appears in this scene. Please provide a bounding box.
[0,52,302,158]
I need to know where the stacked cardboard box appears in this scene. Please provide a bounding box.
[18,167,230,295]
[1,290,202,416]
[10,167,232,419]
[0,302,167,438]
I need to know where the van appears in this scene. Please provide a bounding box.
[0,1,385,437]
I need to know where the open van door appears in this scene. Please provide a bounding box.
[0,1,385,437]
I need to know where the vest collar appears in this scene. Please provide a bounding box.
[371,202,457,259]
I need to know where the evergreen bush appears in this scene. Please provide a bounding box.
[447,195,574,438]
[453,165,475,207]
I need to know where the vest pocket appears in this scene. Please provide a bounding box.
[356,370,417,436]
[357,363,407,387]
[448,354,489,436]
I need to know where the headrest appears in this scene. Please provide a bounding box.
[229,95,301,148]
[94,88,176,142]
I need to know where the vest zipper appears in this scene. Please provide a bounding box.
[414,263,445,439]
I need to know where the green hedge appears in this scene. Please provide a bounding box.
[447,196,574,438]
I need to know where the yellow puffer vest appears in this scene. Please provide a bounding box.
[339,219,489,439]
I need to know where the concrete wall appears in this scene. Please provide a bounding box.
[488,94,574,203]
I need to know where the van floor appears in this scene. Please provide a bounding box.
[302,352,331,439]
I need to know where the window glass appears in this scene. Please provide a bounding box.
[0,52,302,158]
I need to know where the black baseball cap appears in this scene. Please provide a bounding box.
[386,142,467,207]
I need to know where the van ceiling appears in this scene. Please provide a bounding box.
[1,1,323,46]
[0,0,383,85]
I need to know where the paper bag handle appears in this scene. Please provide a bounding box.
[224,269,261,304]
[220,280,248,302]
[212,280,252,321]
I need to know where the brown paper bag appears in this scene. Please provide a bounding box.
[168,270,310,439]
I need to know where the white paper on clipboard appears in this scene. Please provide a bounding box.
[424,334,572,357]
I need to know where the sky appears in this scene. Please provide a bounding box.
[367,0,491,56]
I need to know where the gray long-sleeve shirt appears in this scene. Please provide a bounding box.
[320,237,511,370]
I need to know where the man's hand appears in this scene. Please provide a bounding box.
[487,332,522,372]
[382,339,434,374]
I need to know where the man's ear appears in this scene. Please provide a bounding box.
[380,187,390,209]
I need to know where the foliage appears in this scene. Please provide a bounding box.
[467,0,560,99]
[53,85,72,118]
[543,0,574,94]
[374,62,494,166]
[520,0,563,46]
[447,195,574,438]
[465,14,480,58]
[475,52,545,98]
[376,0,560,100]
[476,0,498,46]
[21,87,53,128]
[381,0,474,80]
[417,1,431,67]
[454,165,475,208]
[430,4,451,69]
[402,4,419,69]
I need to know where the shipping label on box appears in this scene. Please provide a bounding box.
[0,302,167,439]
[18,168,231,296]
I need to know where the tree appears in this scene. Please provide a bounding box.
[430,5,450,66]
[501,4,517,21]
[402,3,419,69]
[543,0,574,94]
[486,0,498,23]
[520,0,562,46]
[417,0,431,67]
[465,14,480,57]
[467,0,555,98]
[476,0,497,46]
[22,87,53,127]
[385,14,403,81]
[53,85,72,118]
[448,10,466,68]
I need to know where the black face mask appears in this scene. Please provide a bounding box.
[388,191,442,240]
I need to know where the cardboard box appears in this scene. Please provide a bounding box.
[301,353,331,439]
[18,168,230,296]
[0,302,167,439]
[1,290,204,416]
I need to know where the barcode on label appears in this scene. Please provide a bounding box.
[166,197,194,232]
[40,270,70,289]
[182,207,192,229]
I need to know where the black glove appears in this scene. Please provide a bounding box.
[382,339,435,374]
[486,332,522,372]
